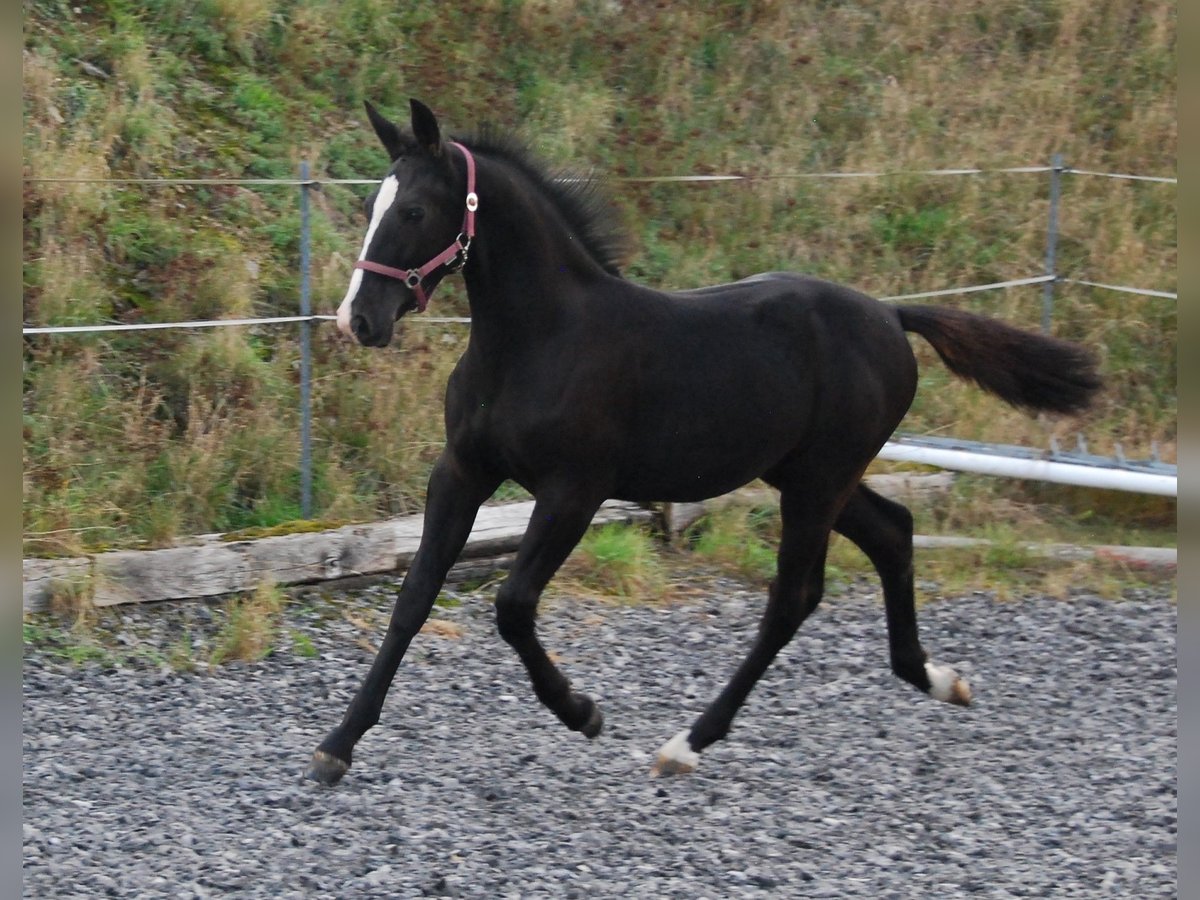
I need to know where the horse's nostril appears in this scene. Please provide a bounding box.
[351,315,368,338]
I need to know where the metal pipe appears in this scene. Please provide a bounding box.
[877,442,1176,497]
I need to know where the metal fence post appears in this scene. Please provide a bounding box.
[1041,153,1064,333]
[299,161,314,519]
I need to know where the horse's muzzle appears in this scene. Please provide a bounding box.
[335,297,354,337]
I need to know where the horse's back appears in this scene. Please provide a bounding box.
[636,271,914,381]
[669,271,899,331]
[572,271,921,501]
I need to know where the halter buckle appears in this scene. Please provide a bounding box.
[447,233,472,272]
[404,270,423,289]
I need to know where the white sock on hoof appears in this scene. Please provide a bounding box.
[653,730,700,775]
[925,662,972,706]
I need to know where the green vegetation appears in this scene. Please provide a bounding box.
[580,494,1173,607]
[23,1,1176,555]
[218,518,349,541]
[288,629,319,659]
[24,577,300,670]
[208,578,286,664]
[560,523,669,601]
[687,504,779,582]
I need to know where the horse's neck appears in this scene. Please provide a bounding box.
[461,160,608,344]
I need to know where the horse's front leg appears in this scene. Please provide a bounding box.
[306,452,499,785]
[494,489,606,738]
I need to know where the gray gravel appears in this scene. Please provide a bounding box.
[24,573,1176,898]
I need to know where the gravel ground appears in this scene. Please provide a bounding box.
[24,572,1176,898]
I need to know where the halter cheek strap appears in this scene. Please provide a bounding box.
[354,141,478,312]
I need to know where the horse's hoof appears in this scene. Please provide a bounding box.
[580,700,604,739]
[306,750,350,786]
[651,730,699,777]
[926,662,972,706]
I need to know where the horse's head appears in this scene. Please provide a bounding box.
[336,99,468,347]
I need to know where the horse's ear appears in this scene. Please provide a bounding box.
[409,98,444,159]
[364,100,406,162]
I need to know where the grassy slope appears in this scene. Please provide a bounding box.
[22,0,1176,554]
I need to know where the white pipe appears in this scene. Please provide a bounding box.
[877,443,1177,497]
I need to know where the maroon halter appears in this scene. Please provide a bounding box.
[353,141,479,313]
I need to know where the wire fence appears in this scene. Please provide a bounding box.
[22,158,1178,511]
[22,163,1176,186]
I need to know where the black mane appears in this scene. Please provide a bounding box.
[455,128,627,277]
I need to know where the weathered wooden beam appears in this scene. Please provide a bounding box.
[22,500,653,613]
[23,481,1173,613]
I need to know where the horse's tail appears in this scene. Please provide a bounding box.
[897,304,1102,415]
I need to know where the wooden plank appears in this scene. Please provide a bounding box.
[864,471,956,502]
[22,557,92,613]
[911,535,1176,570]
[22,500,652,612]
[24,488,1171,612]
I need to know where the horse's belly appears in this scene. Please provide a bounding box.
[609,410,804,502]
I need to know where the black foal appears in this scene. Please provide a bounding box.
[308,100,1099,785]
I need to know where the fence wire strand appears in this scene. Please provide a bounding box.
[1061,278,1178,299]
[23,161,1175,338]
[22,314,321,335]
[878,274,1054,302]
[19,163,1088,188]
[1065,169,1177,184]
[24,273,1176,337]
[21,159,1178,512]
[22,314,471,335]
[25,164,1179,187]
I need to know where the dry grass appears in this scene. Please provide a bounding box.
[44,571,96,627]
[557,524,671,602]
[21,0,1175,552]
[209,578,287,665]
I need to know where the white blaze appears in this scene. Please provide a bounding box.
[337,174,400,335]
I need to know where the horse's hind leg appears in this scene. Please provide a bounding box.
[654,483,835,775]
[494,489,607,738]
[834,484,971,706]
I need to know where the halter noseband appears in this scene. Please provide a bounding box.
[353,141,478,313]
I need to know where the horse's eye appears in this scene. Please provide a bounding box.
[404,207,425,222]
